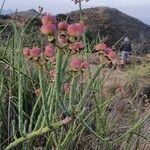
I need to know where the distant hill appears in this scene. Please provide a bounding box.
[1,9,13,15]
[68,7,150,53]
[10,9,39,18]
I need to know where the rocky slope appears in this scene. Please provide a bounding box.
[68,7,150,53]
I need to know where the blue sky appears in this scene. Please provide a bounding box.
[2,0,150,24]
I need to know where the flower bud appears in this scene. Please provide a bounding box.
[107,51,117,60]
[40,24,56,35]
[42,14,56,25]
[95,43,107,52]
[30,48,41,57]
[69,42,84,52]
[70,58,82,71]
[68,23,85,37]
[58,21,69,31]
[104,47,112,55]
[23,48,30,57]
[44,44,55,58]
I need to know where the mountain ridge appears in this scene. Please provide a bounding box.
[68,7,150,52]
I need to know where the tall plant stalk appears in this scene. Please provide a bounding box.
[0,0,6,15]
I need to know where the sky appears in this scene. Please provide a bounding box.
[1,0,150,25]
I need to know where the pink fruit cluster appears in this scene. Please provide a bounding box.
[23,14,87,61]
[44,44,56,64]
[41,14,85,39]
[70,58,89,71]
[23,45,56,64]
[67,23,86,38]
[23,48,41,58]
[58,21,69,31]
[95,43,117,61]
[69,41,84,53]
[41,14,57,35]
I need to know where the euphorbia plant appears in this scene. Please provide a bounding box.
[5,11,149,150]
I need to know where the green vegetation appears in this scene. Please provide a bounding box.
[0,1,149,150]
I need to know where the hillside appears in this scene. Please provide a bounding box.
[68,7,150,52]
[1,7,150,53]
[9,9,39,18]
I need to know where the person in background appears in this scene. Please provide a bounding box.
[120,37,132,64]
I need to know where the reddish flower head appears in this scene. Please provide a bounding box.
[70,58,82,71]
[44,45,55,58]
[30,48,41,57]
[40,24,56,35]
[75,22,86,33]
[42,14,56,25]
[107,51,117,60]
[104,47,112,55]
[67,23,85,37]
[95,43,107,52]
[69,42,84,52]
[58,21,69,31]
[63,83,70,93]
[23,48,30,57]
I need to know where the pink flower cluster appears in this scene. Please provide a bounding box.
[40,14,85,39]
[67,23,86,38]
[69,41,84,53]
[41,14,57,36]
[23,14,87,62]
[23,48,41,58]
[70,58,89,71]
[44,44,56,64]
[23,44,56,64]
[40,14,86,52]
[95,43,117,61]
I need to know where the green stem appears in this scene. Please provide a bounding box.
[80,118,109,142]
[61,51,70,80]
[28,96,41,132]
[38,67,51,128]
[69,74,76,111]
[111,110,150,144]
[5,117,73,150]
[55,49,69,115]
[78,0,83,21]
[0,58,38,84]
[33,107,44,131]
[78,64,104,110]
[33,84,53,131]
[6,94,123,150]
[18,74,24,136]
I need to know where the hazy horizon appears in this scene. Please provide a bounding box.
[1,0,150,25]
